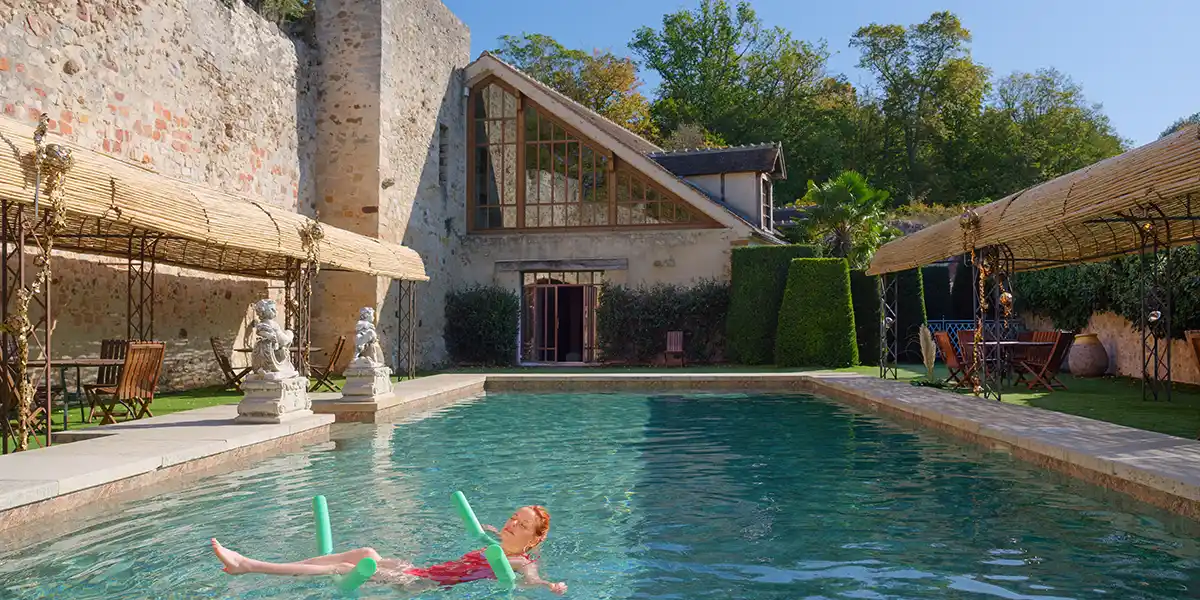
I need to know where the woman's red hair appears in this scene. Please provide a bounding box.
[524,505,550,553]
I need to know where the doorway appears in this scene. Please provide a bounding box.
[522,271,602,363]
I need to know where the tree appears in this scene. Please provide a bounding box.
[660,123,727,150]
[1161,111,1200,138]
[631,0,845,201]
[493,33,658,139]
[850,11,990,205]
[793,171,897,268]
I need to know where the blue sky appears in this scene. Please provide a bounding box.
[443,0,1196,146]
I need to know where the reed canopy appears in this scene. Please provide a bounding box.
[0,115,426,281]
[867,124,1200,275]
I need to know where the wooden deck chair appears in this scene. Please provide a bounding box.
[1015,332,1075,392]
[211,337,250,392]
[933,331,969,387]
[665,331,684,367]
[309,335,347,393]
[82,339,128,422]
[85,342,166,424]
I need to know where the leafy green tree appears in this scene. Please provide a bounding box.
[794,171,897,267]
[1161,111,1200,138]
[494,33,658,139]
[631,0,846,201]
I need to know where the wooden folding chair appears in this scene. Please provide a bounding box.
[211,337,250,392]
[665,331,684,367]
[309,335,346,393]
[85,342,166,424]
[933,331,970,387]
[1015,332,1075,392]
[82,338,128,422]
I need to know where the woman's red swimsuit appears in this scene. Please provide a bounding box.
[403,549,531,586]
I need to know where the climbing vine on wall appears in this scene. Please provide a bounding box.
[5,115,72,450]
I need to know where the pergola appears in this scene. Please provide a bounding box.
[0,114,427,451]
[868,124,1200,402]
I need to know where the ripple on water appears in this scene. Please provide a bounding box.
[1,392,1198,599]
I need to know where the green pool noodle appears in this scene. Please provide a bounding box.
[337,557,378,593]
[484,544,517,587]
[452,490,498,546]
[313,496,334,556]
[453,491,515,587]
[311,495,377,593]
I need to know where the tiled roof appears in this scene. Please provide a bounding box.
[649,143,786,179]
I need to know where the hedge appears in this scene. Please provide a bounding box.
[775,258,858,368]
[444,285,520,365]
[896,268,927,362]
[849,269,881,366]
[596,279,729,363]
[726,244,821,365]
[1014,244,1200,338]
[950,258,975,319]
[921,265,951,320]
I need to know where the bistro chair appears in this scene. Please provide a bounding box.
[85,341,166,424]
[665,331,685,367]
[309,336,347,393]
[211,337,251,392]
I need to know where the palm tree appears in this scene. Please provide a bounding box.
[794,171,895,267]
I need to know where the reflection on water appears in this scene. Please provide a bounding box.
[0,392,1196,599]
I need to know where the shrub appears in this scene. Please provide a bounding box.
[849,269,881,366]
[444,285,520,366]
[774,259,858,368]
[896,268,927,362]
[950,258,975,319]
[921,265,951,320]
[597,279,729,363]
[726,244,821,364]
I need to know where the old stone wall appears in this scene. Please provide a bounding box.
[458,228,739,292]
[308,0,467,371]
[1024,312,1200,385]
[0,0,315,389]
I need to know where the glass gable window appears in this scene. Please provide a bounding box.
[467,78,716,232]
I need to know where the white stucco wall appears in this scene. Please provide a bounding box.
[683,172,761,223]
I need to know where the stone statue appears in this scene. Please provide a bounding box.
[353,306,385,367]
[249,299,298,380]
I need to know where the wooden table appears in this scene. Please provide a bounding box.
[979,341,1055,387]
[5,358,126,431]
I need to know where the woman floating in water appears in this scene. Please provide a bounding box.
[211,505,567,595]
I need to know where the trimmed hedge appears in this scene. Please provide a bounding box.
[775,258,858,368]
[444,285,520,366]
[849,269,881,366]
[951,259,975,319]
[1014,244,1200,338]
[726,244,821,365]
[596,279,729,363]
[921,265,951,320]
[896,268,927,363]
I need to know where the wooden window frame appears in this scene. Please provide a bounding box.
[466,76,721,234]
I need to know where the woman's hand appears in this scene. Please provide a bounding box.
[547,582,567,595]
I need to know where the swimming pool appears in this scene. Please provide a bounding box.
[1,391,1197,599]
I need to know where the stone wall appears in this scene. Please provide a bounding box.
[0,0,315,389]
[1024,312,1200,385]
[310,0,468,370]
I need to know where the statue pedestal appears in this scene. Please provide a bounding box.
[342,362,392,399]
[236,374,312,424]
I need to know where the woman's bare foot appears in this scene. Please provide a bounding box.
[212,538,250,575]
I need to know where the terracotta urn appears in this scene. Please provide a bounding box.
[1068,333,1108,377]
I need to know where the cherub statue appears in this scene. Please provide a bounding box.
[250,299,298,379]
[353,306,385,366]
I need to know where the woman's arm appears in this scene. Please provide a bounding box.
[518,562,567,595]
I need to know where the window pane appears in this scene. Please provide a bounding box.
[525,204,539,227]
[502,144,517,205]
[503,119,517,145]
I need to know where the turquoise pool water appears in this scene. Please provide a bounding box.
[1,392,1198,599]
